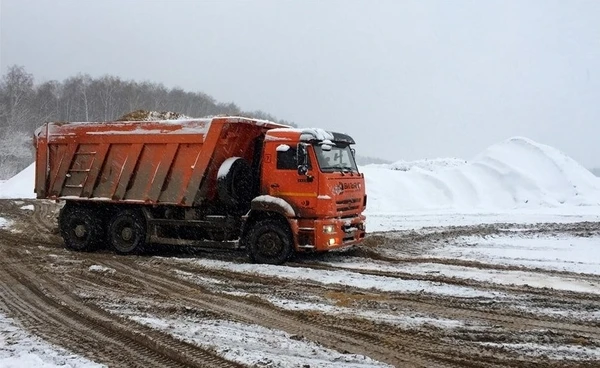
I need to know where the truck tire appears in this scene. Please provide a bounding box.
[218,158,253,212]
[59,203,103,252]
[108,208,147,254]
[246,219,294,265]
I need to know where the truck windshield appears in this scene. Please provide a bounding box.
[314,144,359,173]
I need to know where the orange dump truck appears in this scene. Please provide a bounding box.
[34,116,366,264]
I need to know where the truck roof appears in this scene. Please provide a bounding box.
[266,128,356,145]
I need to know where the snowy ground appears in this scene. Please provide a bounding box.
[0,217,11,229]
[177,258,507,299]
[0,312,103,368]
[366,207,600,232]
[126,314,391,368]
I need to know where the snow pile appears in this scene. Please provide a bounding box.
[362,137,600,212]
[0,163,35,199]
[117,110,192,121]
[384,158,468,172]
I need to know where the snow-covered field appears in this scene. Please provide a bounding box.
[1,136,600,366]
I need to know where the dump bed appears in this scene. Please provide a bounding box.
[34,117,285,206]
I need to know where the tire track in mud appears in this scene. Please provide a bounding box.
[99,259,439,368]
[0,241,449,368]
[95,256,550,368]
[0,199,61,246]
[3,200,599,366]
[351,246,600,282]
[158,259,600,338]
[0,246,244,368]
[287,261,600,302]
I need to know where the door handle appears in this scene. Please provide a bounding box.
[270,183,280,188]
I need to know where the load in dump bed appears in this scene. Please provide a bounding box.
[34,116,367,264]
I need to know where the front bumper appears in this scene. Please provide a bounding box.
[295,215,366,252]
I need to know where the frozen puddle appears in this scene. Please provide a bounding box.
[130,314,392,367]
[0,312,103,368]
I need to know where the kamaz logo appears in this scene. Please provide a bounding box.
[333,182,361,194]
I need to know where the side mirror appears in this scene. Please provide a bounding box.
[297,143,309,175]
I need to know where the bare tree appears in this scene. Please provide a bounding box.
[0,65,35,130]
[0,65,296,179]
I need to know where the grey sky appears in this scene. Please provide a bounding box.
[1,0,599,167]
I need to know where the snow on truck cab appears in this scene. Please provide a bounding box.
[34,116,366,264]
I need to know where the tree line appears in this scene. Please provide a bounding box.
[0,65,295,179]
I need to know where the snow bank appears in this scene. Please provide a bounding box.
[0,163,35,199]
[362,137,600,212]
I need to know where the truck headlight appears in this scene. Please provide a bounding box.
[322,225,336,234]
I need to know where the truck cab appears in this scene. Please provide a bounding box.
[244,128,366,263]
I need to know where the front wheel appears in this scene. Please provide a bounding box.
[108,209,147,254]
[246,219,294,265]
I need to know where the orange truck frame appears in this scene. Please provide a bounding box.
[34,116,366,264]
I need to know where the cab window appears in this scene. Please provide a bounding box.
[276,146,312,170]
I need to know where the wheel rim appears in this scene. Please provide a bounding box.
[256,232,283,257]
[74,224,87,238]
[68,219,90,246]
[121,227,133,241]
[112,217,137,252]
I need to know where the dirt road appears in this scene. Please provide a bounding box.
[0,199,599,367]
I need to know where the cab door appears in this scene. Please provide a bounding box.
[262,141,319,216]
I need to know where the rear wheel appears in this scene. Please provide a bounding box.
[108,208,147,254]
[246,219,294,265]
[58,202,103,251]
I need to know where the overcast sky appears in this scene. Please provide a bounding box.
[1,0,599,166]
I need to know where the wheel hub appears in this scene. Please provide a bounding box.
[121,227,133,241]
[74,224,87,238]
[258,233,282,256]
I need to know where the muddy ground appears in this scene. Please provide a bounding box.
[0,199,599,368]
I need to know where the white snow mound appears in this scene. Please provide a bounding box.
[361,137,600,212]
[0,163,35,199]
[383,158,468,172]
